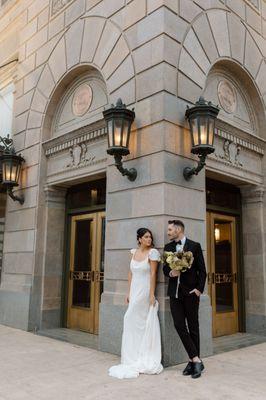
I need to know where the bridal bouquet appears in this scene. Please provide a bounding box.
[162,251,194,273]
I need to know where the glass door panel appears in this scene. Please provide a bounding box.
[214,220,234,313]
[67,211,105,334]
[72,218,92,308]
[207,212,239,337]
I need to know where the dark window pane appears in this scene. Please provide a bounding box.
[74,219,91,272]
[206,178,241,210]
[73,280,90,308]
[72,219,91,308]
[66,178,106,209]
[214,220,234,312]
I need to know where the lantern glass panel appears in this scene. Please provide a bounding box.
[3,160,11,182]
[107,120,113,147]
[190,117,198,147]
[208,118,215,146]
[15,163,21,183]
[114,118,123,146]
[122,119,129,147]
[199,116,208,145]
[2,158,20,184]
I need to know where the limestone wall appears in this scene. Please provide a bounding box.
[0,0,265,353]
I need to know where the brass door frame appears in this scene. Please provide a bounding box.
[94,211,105,334]
[61,203,105,329]
[207,212,239,337]
[66,211,105,333]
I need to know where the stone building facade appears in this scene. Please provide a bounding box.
[0,0,265,366]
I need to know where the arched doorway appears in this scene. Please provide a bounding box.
[36,65,109,333]
[203,60,266,337]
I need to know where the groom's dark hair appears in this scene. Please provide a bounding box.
[168,220,185,231]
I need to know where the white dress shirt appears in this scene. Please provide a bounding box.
[169,236,187,280]
[175,236,186,253]
[173,236,187,298]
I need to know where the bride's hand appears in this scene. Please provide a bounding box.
[149,294,156,306]
[125,294,130,304]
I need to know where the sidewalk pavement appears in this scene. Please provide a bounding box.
[0,324,265,400]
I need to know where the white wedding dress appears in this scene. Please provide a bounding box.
[108,248,163,379]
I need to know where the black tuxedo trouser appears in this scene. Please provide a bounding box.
[170,293,200,359]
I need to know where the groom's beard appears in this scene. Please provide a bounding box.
[168,235,179,241]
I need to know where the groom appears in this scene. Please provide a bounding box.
[163,220,207,379]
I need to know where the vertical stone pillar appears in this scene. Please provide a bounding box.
[241,185,266,334]
[99,120,213,366]
[28,186,66,331]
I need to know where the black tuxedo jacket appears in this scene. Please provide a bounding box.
[163,238,207,297]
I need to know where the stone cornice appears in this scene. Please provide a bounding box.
[43,122,107,158]
[215,122,264,156]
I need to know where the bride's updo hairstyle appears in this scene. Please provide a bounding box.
[137,228,154,247]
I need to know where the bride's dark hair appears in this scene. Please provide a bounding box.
[137,228,154,247]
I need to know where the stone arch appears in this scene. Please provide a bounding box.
[24,16,137,331]
[41,65,108,142]
[178,8,266,133]
[205,59,265,136]
[27,15,136,138]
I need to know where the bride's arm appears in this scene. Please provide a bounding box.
[149,260,158,306]
[126,269,132,304]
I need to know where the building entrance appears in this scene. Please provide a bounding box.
[64,178,106,334]
[206,178,244,337]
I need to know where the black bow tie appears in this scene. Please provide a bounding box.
[176,240,182,245]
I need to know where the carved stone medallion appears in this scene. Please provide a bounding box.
[51,0,73,16]
[72,84,93,117]
[217,80,237,114]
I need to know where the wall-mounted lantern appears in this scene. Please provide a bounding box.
[183,97,219,181]
[103,98,137,182]
[0,136,24,204]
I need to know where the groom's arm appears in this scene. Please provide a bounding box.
[195,243,207,293]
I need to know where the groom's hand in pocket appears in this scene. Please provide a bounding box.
[189,289,201,297]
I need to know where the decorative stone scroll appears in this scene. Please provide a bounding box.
[66,143,96,168]
[214,139,243,167]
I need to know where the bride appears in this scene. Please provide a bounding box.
[108,228,163,379]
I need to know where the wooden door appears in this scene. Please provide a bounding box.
[207,212,239,337]
[67,212,105,333]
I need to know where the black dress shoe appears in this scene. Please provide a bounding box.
[183,361,194,376]
[191,362,203,379]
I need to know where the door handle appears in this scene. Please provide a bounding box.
[94,271,104,282]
